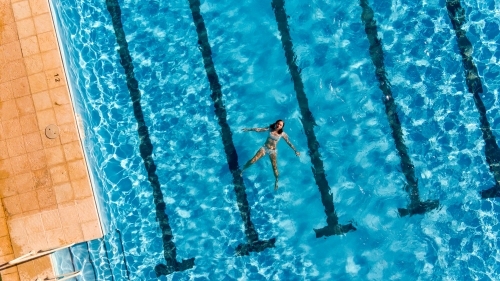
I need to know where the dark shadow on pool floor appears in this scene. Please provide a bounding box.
[359,0,439,216]
[105,0,195,276]
[187,0,276,256]
[272,0,356,236]
[445,0,500,199]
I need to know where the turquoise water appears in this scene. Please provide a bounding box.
[49,0,500,279]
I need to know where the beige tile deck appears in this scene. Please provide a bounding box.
[0,0,103,279]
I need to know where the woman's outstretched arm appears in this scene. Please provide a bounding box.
[282,133,300,156]
[242,127,269,132]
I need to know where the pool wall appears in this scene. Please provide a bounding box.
[49,0,112,236]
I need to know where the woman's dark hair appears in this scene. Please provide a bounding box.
[269,119,285,134]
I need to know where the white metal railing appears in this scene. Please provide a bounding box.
[0,243,75,271]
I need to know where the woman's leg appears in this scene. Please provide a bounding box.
[269,152,279,190]
[241,147,266,174]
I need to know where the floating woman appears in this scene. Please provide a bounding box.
[241,120,300,190]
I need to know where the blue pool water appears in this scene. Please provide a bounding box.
[48,0,500,279]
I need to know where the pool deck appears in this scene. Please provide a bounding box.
[0,0,103,279]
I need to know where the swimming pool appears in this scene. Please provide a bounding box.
[49,0,500,279]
